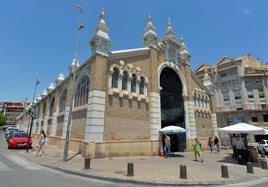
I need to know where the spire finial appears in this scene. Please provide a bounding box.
[165,17,174,36]
[100,8,105,20]
[95,8,108,33]
[180,35,184,42]
[180,36,188,51]
[144,13,156,32]
[148,13,152,22]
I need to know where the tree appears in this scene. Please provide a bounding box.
[0,112,7,126]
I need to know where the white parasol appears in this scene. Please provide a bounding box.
[218,122,266,135]
[160,125,186,134]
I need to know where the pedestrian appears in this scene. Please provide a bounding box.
[208,136,213,153]
[36,130,47,156]
[233,136,244,150]
[214,136,220,154]
[193,137,203,162]
[164,134,171,158]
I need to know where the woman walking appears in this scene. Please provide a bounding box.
[208,136,214,153]
[214,136,220,154]
[193,137,203,162]
[36,130,46,156]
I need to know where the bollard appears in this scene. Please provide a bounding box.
[261,159,268,169]
[84,157,91,170]
[180,165,187,179]
[221,165,229,178]
[127,162,134,176]
[246,162,254,173]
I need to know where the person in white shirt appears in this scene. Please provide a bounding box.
[164,134,171,158]
[36,130,47,156]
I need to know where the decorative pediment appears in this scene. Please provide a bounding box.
[217,56,235,67]
[195,63,212,74]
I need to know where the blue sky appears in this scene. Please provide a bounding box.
[1,0,268,102]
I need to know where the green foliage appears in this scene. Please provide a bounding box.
[0,112,8,126]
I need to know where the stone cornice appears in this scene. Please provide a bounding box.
[109,48,150,60]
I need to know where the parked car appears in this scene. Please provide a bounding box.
[7,132,32,149]
[5,126,19,141]
[257,140,268,154]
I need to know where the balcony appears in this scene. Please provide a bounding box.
[244,67,267,75]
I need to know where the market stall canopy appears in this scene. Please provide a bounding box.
[160,125,186,134]
[218,122,266,135]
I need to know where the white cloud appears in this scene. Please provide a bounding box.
[242,8,251,14]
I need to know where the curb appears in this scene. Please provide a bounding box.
[19,147,268,186]
[40,163,265,186]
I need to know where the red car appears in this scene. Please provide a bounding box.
[7,132,32,149]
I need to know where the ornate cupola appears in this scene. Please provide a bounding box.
[142,14,159,48]
[89,9,112,57]
[162,18,181,63]
[202,68,215,95]
[179,36,191,65]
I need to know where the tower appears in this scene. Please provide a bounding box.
[142,14,160,48]
[89,9,112,57]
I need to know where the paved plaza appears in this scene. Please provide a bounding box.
[19,140,268,186]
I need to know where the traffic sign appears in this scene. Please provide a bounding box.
[30,109,36,119]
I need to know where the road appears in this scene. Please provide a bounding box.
[0,132,148,187]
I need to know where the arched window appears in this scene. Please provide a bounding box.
[139,76,145,94]
[131,74,137,92]
[42,103,46,118]
[112,68,119,88]
[49,97,55,117]
[59,89,67,113]
[74,76,89,107]
[122,71,128,90]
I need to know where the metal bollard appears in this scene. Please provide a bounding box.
[127,162,134,176]
[261,159,268,169]
[246,162,254,173]
[180,165,187,179]
[84,157,91,170]
[221,165,229,178]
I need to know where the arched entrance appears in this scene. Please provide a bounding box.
[160,67,186,152]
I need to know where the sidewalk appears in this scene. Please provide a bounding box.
[19,142,268,186]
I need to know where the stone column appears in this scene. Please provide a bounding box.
[150,92,161,140]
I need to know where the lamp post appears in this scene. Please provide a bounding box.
[63,4,84,162]
[26,78,40,152]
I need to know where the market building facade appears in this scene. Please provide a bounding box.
[17,10,217,158]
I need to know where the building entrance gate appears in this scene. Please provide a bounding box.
[160,67,186,152]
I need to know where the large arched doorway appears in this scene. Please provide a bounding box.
[160,67,186,152]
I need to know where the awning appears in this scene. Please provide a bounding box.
[218,122,266,135]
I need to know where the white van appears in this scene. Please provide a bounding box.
[5,126,19,141]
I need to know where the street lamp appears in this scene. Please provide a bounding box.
[26,78,40,152]
[63,4,84,162]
